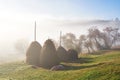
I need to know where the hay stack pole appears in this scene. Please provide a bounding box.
[57,31,69,62]
[26,21,42,66]
[34,21,36,41]
[59,31,62,46]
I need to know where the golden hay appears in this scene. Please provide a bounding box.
[67,49,78,61]
[40,39,60,69]
[26,41,42,66]
[57,46,68,62]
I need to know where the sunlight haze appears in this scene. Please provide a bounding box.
[0,0,120,63]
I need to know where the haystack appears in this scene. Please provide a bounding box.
[67,49,78,61]
[26,41,42,66]
[40,39,60,69]
[57,46,68,62]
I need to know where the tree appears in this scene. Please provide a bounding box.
[88,27,103,50]
[78,35,86,53]
[84,41,91,53]
[61,33,76,50]
[102,27,120,49]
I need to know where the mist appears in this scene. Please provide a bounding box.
[0,16,119,64]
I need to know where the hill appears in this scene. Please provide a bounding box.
[0,50,120,80]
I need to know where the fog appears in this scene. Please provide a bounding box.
[0,16,119,64]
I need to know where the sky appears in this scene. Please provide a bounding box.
[0,0,120,63]
[0,0,120,19]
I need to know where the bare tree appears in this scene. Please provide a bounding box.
[84,41,91,53]
[88,27,103,50]
[78,35,86,53]
[102,27,120,49]
[61,33,83,53]
[61,33,76,50]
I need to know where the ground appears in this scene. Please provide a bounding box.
[0,50,120,80]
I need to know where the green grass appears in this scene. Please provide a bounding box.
[0,50,120,80]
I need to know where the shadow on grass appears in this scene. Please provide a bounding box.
[61,57,106,71]
[76,57,93,63]
[63,62,105,71]
[65,57,93,64]
[89,50,116,55]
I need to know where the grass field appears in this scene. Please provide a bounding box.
[0,50,120,80]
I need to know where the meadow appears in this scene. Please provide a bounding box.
[0,50,120,80]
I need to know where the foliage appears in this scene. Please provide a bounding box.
[61,27,120,54]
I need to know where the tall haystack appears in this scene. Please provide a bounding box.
[57,46,68,62]
[40,39,60,69]
[67,49,78,61]
[26,41,42,66]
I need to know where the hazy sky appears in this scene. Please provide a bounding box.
[0,0,120,19]
[0,0,119,40]
[0,0,120,62]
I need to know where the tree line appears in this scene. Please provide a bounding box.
[59,27,120,53]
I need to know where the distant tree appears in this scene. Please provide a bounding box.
[88,38,95,52]
[61,33,83,53]
[103,27,113,48]
[61,33,76,50]
[102,27,120,49]
[79,35,86,41]
[74,39,82,53]
[78,35,86,53]
[84,41,91,53]
[110,28,120,46]
[88,27,103,50]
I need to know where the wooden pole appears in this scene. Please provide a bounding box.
[34,21,36,41]
[60,31,62,46]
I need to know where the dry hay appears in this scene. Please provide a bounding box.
[57,46,69,62]
[26,41,42,66]
[40,39,60,69]
[67,49,78,61]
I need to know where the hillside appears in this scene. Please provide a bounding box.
[0,50,120,80]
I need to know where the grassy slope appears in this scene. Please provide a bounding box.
[0,50,120,80]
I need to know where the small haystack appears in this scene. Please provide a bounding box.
[40,39,60,69]
[26,41,42,66]
[57,46,68,62]
[67,49,78,61]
